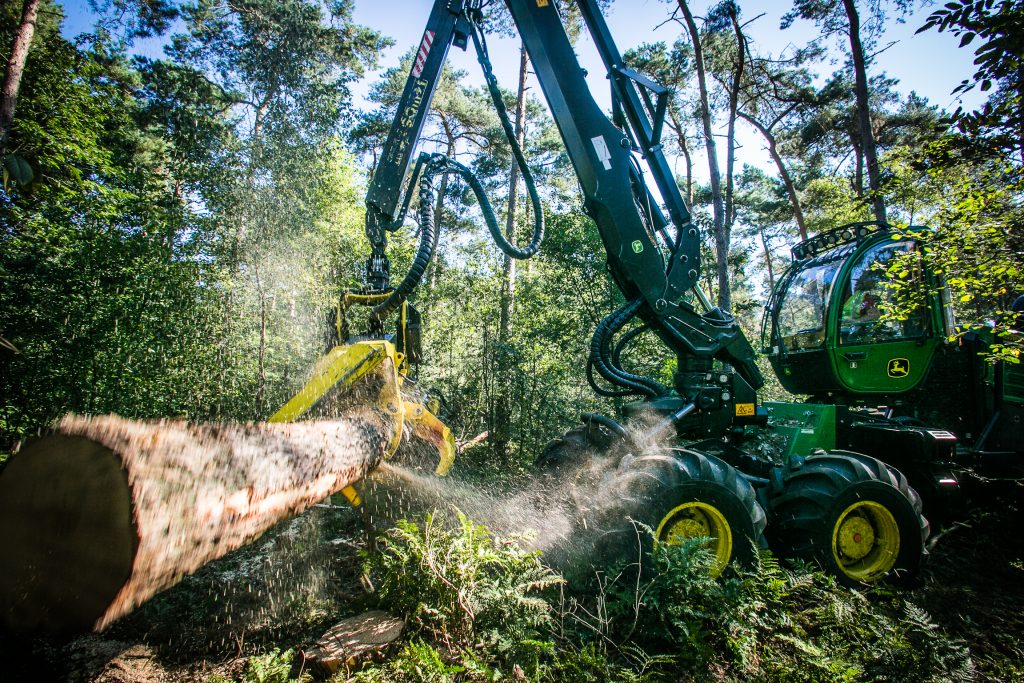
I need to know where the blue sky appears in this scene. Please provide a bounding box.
[59,0,985,172]
[349,1,981,112]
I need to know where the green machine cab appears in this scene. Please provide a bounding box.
[762,222,1023,517]
[763,222,946,399]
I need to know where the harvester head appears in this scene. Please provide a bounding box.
[269,292,455,483]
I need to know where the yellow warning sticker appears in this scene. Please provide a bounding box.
[537,0,549,6]
[735,403,755,417]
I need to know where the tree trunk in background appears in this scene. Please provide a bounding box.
[493,45,529,463]
[678,0,729,312]
[255,262,268,414]
[852,135,864,197]
[499,45,529,344]
[428,135,456,294]
[669,108,694,206]
[738,112,808,240]
[760,228,776,291]
[0,0,39,155]
[842,0,887,223]
[724,8,747,232]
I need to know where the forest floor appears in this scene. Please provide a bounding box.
[1,472,1023,682]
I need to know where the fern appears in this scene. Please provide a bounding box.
[242,649,306,683]
[363,507,563,677]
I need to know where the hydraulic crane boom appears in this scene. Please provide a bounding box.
[360,0,763,435]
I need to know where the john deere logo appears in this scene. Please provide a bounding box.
[887,358,910,378]
[631,240,644,254]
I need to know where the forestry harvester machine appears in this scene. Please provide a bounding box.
[9,0,1024,640]
[293,0,1022,586]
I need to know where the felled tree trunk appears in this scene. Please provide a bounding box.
[0,411,388,633]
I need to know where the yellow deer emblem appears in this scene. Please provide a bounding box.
[887,358,910,378]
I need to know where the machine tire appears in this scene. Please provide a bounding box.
[534,425,620,522]
[598,449,767,576]
[769,452,928,586]
[535,427,595,472]
[535,422,620,471]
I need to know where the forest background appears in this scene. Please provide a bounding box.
[1,1,1024,681]
[0,0,1021,474]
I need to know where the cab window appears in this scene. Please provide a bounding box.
[838,240,928,344]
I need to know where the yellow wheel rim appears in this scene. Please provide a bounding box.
[655,502,733,577]
[831,500,901,582]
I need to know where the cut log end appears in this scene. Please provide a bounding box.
[304,610,405,674]
[0,435,136,633]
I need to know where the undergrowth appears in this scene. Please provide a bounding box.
[352,511,975,683]
[355,509,563,680]
[582,536,975,682]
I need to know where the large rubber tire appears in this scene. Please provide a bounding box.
[598,449,767,576]
[535,427,594,472]
[768,452,929,586]
[535,424,617,472]
[534,426,619,525]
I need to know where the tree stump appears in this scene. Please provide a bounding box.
[303,610,405,674]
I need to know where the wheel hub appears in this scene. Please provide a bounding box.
[831,500,900,582]
[656,502,733,576]
[837,515,876,560]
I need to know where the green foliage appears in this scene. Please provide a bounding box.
[1,153,33,187]
[918,0,1024,161]
[350,639,475,683]
[363,509,562,676]
[243,648,306,683]
[360,516,975,682]
[579,538,975,682]
[881,155,1024,363]
[0,2,375,444]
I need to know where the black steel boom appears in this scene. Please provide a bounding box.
[361,0,763,422]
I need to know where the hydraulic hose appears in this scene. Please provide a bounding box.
[588,322,657,398]
[612,323,669,395]
[612,324,647,370]
[586,359,637,398]
[470,21,543,259]
[590,300,667,398]
[372,155,447,322]
[370,20,546,322]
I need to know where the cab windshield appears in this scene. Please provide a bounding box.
[838,240,928,344]
[774,246,852,352]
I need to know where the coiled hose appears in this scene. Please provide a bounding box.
[589,299,669,398]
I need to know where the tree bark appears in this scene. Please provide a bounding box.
[842,0,886,223]
[725,8,747,231]
[255,263,268,414]
[759,228,775,291]
[668,108,694,205]
[0,412,388,633]
[678,0,729,312]
[498,45,529,345]
[494,44,530,463]
[852,134,864,197]
[427,133,456,294]
[738,111,808,240]
[0,0,39,155]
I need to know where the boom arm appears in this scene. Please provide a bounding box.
[361,0,763,409]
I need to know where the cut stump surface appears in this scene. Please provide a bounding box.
[305,610,405,673]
